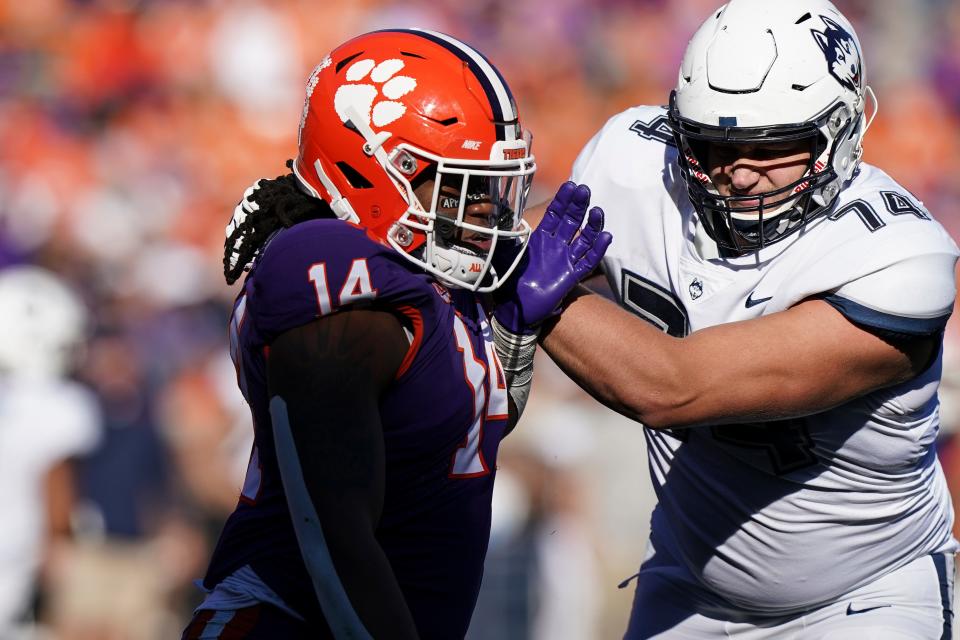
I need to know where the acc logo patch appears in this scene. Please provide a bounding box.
[811,16,862,92]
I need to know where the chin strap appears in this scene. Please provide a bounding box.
[431,244,487,289]
[491,317,539,417]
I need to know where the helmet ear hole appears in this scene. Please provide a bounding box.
[335,161,373,189]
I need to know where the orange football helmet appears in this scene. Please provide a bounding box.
[293,29,536,292]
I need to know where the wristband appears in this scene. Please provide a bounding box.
[491,316,540,417]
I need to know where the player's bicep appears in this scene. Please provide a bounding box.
[266,309,408,512]
[268,309,408,402]
[673,299,938,427]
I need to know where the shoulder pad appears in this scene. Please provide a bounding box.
[785,166,960,333]
[827,251,958,335]
[246,220,433,341]
[572,105,677,186]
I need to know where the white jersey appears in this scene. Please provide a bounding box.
[0,378,101,632]
[572,105,960,614]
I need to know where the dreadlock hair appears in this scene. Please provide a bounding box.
[224,160,335,285]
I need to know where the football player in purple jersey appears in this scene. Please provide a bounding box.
[182,30,610,640]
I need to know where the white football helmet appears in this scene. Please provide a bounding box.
[0,266,88,380]
[669,0,875,252]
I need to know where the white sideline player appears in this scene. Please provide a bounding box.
[531,0,959,637]
[0,266,101,638]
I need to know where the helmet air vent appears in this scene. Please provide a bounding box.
[426,116,459,126]
[335,51,365,73]
[335,161,373,189]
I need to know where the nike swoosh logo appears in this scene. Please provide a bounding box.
[846,603,892,616]
[745,292,773,308]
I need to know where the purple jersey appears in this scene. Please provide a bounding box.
[204,219,510,639]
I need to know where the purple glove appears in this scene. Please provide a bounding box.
[494,182,612,334]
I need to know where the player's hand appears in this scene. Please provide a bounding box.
[494,182,612,334]
[225,178,265,274]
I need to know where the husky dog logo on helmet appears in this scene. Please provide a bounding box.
[811,15,861,92]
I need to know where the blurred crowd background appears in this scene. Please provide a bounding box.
[2,0,960,638]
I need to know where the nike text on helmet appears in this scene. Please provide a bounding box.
[293,29,536,292]
[668,0,875,253]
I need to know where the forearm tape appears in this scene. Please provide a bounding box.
[491,317,539,417]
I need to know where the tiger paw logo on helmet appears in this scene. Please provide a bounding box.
[334,58,417,128]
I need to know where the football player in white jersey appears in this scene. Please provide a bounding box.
[505,0,960,637]
[0,266,102,639]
